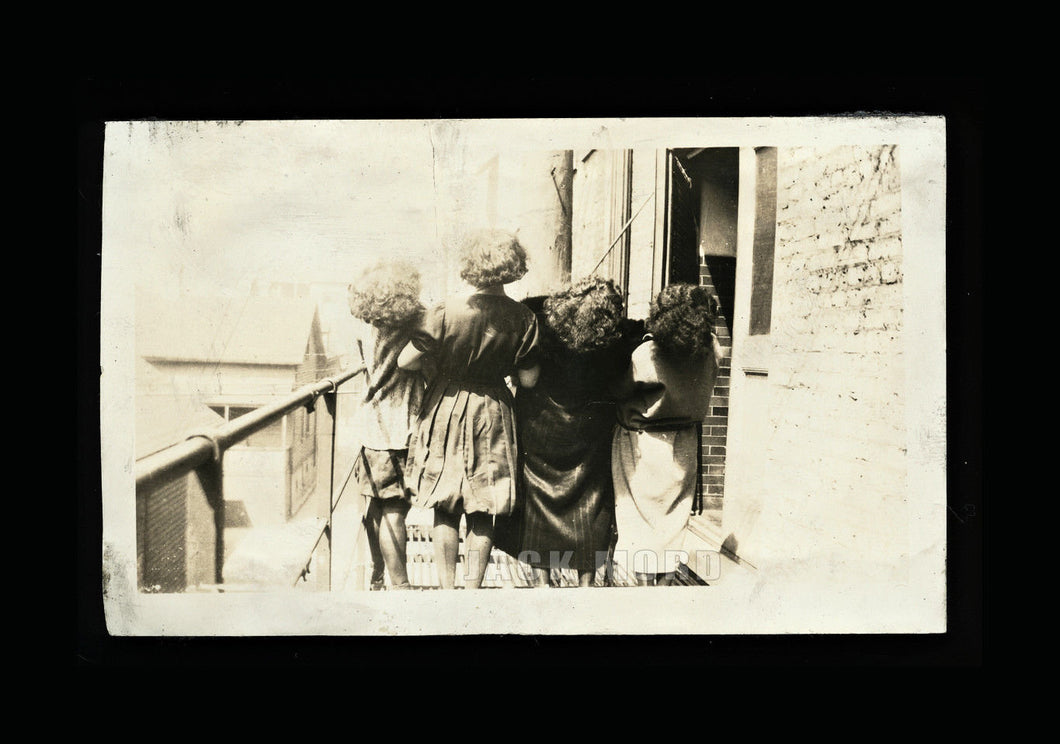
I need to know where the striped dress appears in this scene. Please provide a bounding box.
[405,292,540,516]
[493,297,644,573]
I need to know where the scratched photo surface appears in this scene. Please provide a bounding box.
[99,116,948,636]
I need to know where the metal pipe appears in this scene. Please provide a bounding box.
[135,366,363,491]
[326,386,338,591]
[588,191,655,278]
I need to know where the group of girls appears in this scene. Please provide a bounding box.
[348,229,721,590]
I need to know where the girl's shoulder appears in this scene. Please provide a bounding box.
[620,317,647,341]
[641,339,716,379]
[502,296,538,333]
[518,294,546,315]
[462,293,535,330]
[630,335,655,363]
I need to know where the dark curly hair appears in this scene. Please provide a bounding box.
[543,276,625,352]
[646,283,719,358]
[347,259,424,327]
[458,229,529,288]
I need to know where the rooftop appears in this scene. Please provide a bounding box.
[136,290,323,366]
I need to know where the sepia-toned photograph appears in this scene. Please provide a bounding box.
[89,109,959,642]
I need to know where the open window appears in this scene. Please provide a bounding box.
[207,404,284,448]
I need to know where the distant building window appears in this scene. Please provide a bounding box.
[749,147,777,336]
[209,405,284,448]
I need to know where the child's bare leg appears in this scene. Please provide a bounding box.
[634,572,655,587]
[364,499,385,588]
[530,567,550,587]
[577,570,595,587]
[432,508,461,589]
[463,512,494,590]
[379,501,410,588]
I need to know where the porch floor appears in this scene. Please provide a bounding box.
[335,506,723,591]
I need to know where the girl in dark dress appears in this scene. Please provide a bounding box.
[398,229,541,590]
[494,277,644,587]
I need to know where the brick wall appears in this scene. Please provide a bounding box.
[699,256,735,510]
[748,143,907,567]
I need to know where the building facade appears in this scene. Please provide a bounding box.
[135,292,335,590]
[568,143,907,577]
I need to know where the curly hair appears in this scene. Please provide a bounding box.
[646,283,719,358]
[347,259,424,327]
[543,276,625,352]
[457,229,529,288]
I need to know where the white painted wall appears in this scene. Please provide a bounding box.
[723,144,911,584]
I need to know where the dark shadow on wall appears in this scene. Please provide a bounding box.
[703,255,736,336]
[721,533,741,564]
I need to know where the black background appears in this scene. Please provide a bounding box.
[77,76,985,668]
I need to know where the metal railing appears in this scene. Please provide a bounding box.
[135,365,365,591]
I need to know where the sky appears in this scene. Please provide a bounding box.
[103,120,446,299]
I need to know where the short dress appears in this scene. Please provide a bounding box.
[493,296,644,573]
[611,337,720,575]
[351,318,424,503]
[406,293,540,516]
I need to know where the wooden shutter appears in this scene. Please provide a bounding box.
[749,147,777,336]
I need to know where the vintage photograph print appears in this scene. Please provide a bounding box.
[98,116,948,636]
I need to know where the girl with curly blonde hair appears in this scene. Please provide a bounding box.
[348,259,426,590]
[398,229,541,589]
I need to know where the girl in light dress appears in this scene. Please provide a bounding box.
[611,283,722,586]
[348,260,426,590]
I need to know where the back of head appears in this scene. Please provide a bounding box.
[544,276,625,352]
[348,259,424,328]
[458,229,529,289]
[646,283,719,359]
